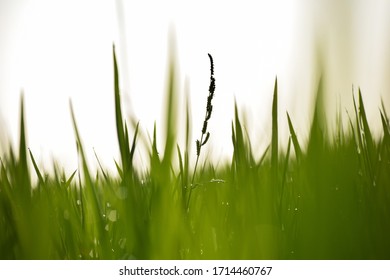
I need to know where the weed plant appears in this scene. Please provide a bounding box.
[0,47,390,259]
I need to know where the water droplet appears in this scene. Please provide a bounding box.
[294,207,298,211]
[108,210,117,222]
[76,200,81,206]
[106,202,111,208]
[105,224,109,231]
[210,178,226,184]
[200,249,204,255]
[291,250,295,254]
[119,238,126,249]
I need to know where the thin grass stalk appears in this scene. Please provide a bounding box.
[187,53,215,211]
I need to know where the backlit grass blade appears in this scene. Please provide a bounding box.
[129,122,140,172]
[162,46,178,170]
[28,148,44,185]
[232,101,246,173]
[69,100,111,258]
[17,94,30,193]
[358,89,374,153]
[113,45,130,175]
[271,78,278,182]
[93,148,108,181]
[64,169,77,189]
[286,112,302,161]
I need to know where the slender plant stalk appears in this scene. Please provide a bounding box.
[186,53,216,211]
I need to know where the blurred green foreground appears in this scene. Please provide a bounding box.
[0,48,389,259]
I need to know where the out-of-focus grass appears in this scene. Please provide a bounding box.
[0,47,390,259]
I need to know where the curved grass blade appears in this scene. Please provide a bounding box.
[286,112,302,161]
[271,77,278,182]
[28,148,44,185]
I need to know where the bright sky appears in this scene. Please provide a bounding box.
[1,0,389,173]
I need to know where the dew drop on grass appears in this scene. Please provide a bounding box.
[294,208,298,211]
[118,238,126,249]
[106,202,111,208]
[105,224,109,231]
[108,210,117,222]
[210,178,226,184]
[76,199,81,206]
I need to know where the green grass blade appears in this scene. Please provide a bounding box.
[271,77,278,182]
[93,149,108,181]
[64,169,78,188]
[286,112,302,161]
[162,46,178,169]
[28,148,44,185]
[18,94,30,192]
[113,45,129,174]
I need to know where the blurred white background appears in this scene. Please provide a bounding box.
[0,0,389,172]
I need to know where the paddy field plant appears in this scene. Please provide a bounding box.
[0,46,389,259]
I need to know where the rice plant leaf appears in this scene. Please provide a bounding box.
[286,112,302,161]
[93,149,108,181]
[114,159,123,179]
[64,169,78,188]
[18,94,30,191]
[28,148,44,185]
[380,112,389,138]
[177,145,184,179]
[129,122,140,171]
[233,101,245,167]
[162,45,178,169]
[271,77,278,180]
[113,45,128,173]
[358,89,374,153]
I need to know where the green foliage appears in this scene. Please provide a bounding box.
[1,47,390,259]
